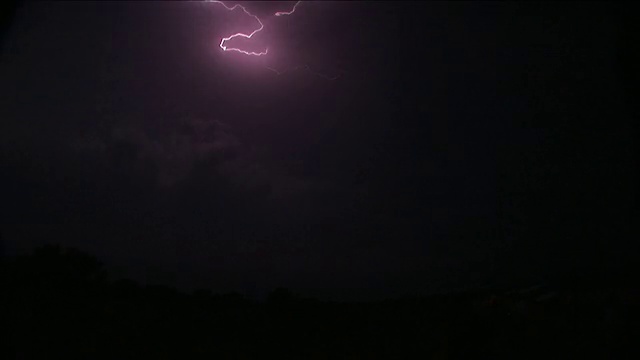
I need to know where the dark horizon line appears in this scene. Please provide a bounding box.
[4,242,638,303]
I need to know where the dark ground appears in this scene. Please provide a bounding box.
[3,244,640,359]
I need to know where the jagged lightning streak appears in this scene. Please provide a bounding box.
[207,1,340,79]
[274,1,301,17]
[207,0,268,56]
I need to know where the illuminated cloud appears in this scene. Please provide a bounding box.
[206,1,340,79]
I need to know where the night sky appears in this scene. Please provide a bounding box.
[1,1,637,300]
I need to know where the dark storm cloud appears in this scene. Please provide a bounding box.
[103,118,242,187]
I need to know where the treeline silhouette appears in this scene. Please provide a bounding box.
[3,245,639,359]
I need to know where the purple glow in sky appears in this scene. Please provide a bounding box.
[206,1,340,79]
[207,1,273,56]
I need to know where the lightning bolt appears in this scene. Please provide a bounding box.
[274,1,302,17]
[207,0,268,56]
[206,1,341,80]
